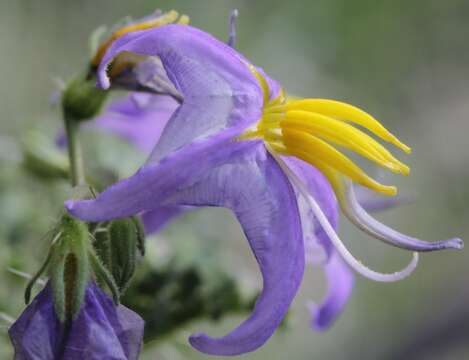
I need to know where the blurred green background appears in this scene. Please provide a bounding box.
[1,0,468,359]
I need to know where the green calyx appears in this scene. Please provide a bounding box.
[61,74,108,122]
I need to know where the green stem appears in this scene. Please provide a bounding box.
[64,115,85,186]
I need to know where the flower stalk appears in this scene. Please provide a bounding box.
[63,116,85,186]
[61,74,108,186]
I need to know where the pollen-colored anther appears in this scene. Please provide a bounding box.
[281,110,410,175]
[246,65,270,104]
[178,14,190,24]
[240,64,408,196]
[282,129,398,196]
[286,99,411,153]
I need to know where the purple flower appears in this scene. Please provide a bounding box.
[66,24,462,355]
[9,282,144,360]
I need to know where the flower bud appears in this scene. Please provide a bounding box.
[108,218,143,292]
[61,75,108,122]
[10,282,144,360]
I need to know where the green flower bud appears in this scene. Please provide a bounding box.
[61,75,108,122]
[108,218,142,292]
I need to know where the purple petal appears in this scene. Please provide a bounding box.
[66,129,255,221]
[284,157,339,258]
[309,252,354,330]
[9,282,144,360]
[162,143,303,355]
[111,55,183,101]
[133,57,182,100]
[342,181,463,251]
[68,142,304,355]
[93,93,177,152]
[9,285,59,359]
[56,93,176,153]
[141,206,189,235]
[281,158,355,329]
[97,24,263,163]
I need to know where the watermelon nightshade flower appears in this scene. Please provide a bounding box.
[66,23,463,356]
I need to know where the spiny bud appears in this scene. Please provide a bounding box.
[61,75,108,122]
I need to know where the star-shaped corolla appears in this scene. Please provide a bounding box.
[66,24,462,355]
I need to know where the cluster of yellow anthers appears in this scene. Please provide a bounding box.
[242,68,412,197]
[90,10,189,76]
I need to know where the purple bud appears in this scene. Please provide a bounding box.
[9,282,144,360]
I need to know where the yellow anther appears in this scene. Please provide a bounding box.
[239,63,410,197]
[91,10,189,67]
[246,65,270,104]
[107,52,146,79]
[282,129,397,196]
[286,99,412,154]
[178,14,190,24]
[282,110,410,175]
[269,88,286,106]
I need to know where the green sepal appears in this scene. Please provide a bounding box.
[24,238,55,304]
[108,218,140,292]
[49,245,66,322]
[89,249,120,304]
[92,223,111,272]
[62,74,108,122]
[131,216,146,257]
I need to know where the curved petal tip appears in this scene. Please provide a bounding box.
[64,199,94,221]
[188,333,217,355]
[64,199,78,214]
[449,237,464,250]
[97,70,111,90]
[189,332,266,356]
[308,302,330,331]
